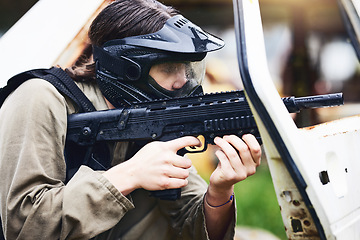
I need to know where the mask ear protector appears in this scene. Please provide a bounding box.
[122,56,142,81]
[93,47,143,82]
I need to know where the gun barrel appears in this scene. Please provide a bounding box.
[283,93,344,113]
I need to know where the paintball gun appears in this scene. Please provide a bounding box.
[66,90,343,200]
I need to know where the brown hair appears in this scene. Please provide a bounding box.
[66,0,178,81]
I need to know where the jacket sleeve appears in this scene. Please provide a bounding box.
[0,79,134,240]
[158,167,236,240]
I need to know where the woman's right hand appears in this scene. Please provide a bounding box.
[102,136,201,196]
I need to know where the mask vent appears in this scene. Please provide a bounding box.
[139,34,162,40]
[124,49,153,56]
[174,18,189,29]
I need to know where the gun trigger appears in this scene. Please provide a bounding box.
[117,109,130,130]
[184,135,207,154]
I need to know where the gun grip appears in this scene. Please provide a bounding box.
[150,188,181,200]
[148,147,191,200]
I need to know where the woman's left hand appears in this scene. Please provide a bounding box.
[207,134,262,203]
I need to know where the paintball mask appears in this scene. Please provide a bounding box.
[93,15,225,108]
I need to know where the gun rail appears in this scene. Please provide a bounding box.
[66,90,344,147]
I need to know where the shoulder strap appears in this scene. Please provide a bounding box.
[0,67,96,113]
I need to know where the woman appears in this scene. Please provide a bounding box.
[0,0,261,239]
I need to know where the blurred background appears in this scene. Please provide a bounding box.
[1,0,359,239]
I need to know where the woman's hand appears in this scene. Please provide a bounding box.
[203,134,261,240]
[206,134,261,205]
[103,136,201,196]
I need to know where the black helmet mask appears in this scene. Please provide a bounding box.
[93,15,225,108]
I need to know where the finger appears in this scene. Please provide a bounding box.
[167,178,189,189]
[242,134,262,165]
[164,166,190,179]
[214,149,236,174]
[170,155,192,169]
[215,149,249,182]
[223,135,255,167]
[214,136,242,170]
[222,135,259,178]
[165,136,202,152]
[155,176,189,190]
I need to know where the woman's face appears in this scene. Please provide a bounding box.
[149,62,188,91]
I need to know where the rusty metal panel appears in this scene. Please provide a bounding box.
[263,115,360,239]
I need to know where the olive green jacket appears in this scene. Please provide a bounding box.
[0,78,235,239]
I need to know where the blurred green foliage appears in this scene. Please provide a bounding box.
[234,162,287,239]
[198,159,288,240]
